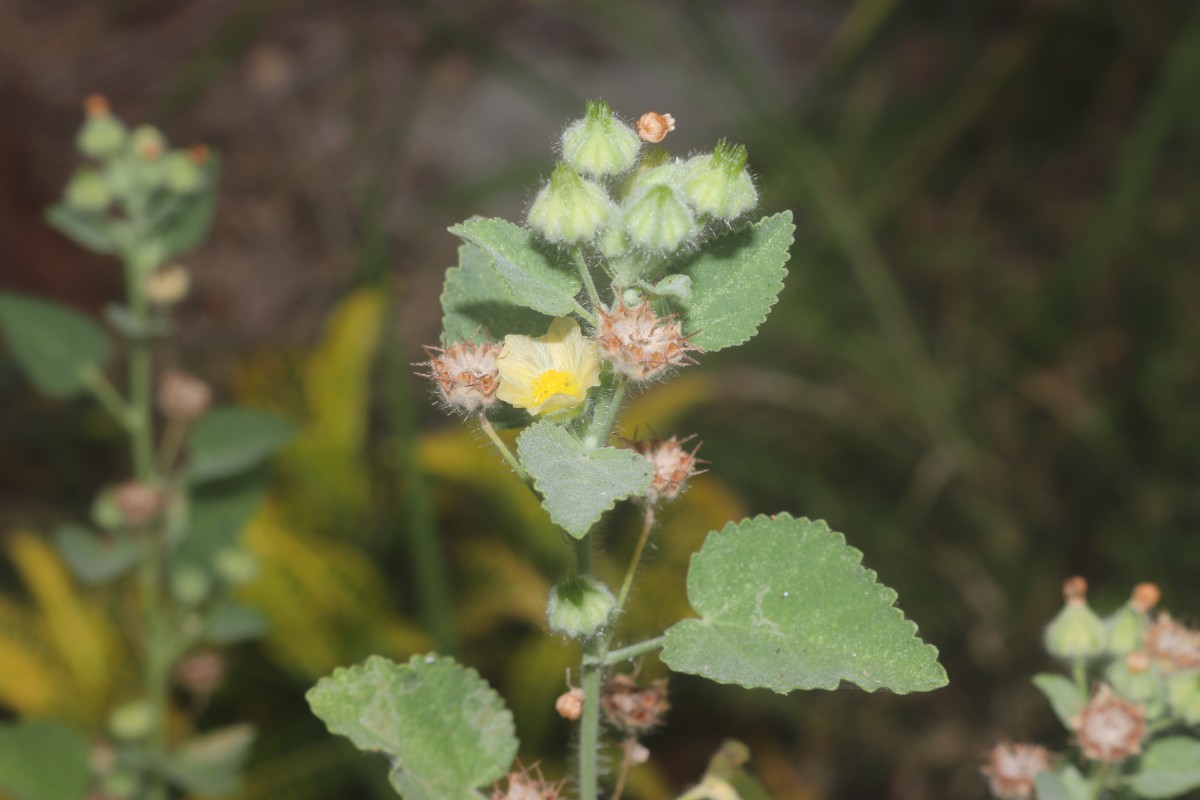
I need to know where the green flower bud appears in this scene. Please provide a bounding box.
[597,223,630,259]
[1107,604,1149,656]
[528,163,614,244]
[108,698,154,741]
[101,768,139,799]
[164,150,203,194]
[681,139,758,220]
[547,576,614,639]
[627,159,684,195]
[77,113,128,160]
[1044,576,1107,662]
[171,566,212,607]
[1167,671,1200,724]
[130,125,166,162]
[623,184,698,253]
[1105,652,1159,707]
[215,547,259,586]
[91,487,124,531]
[562,99,641,178]
[103,158,137,200]
[65,167,110,212]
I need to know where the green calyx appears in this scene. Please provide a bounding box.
[562,99,641,178]
[528,163,614,244]
[682,139,758,220]
[77,113,127,160]
[1044,602,1107,662]
[547,575,615,638]
[624,184,698,253]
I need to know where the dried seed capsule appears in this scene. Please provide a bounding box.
[547,576,614,639]
[636,111,675,144]
[492,763,565,800]
[420,340,502,414]
[980,742,1051,800]
[1072,683,1145,763]
[601,673,670,734]
[596,298,699,382]
[627,435,704,506]
[1144,612,1200,671]
[1044,576,1106,662]
[681,139,758,220]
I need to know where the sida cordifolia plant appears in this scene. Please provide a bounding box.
[306,100,949,799]
[0,97,290,800]
[984,578,1200,800]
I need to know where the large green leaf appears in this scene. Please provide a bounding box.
[661,514,947,694]
[186,407,293,483]
[0,294,111,398]
[1126,737,1200,798]
[676,211,793,351]
[516,420,653,538]
[53,523,140,585]
[161,724,254,797]
[307,654,518,800]
[1032,673,1084,727]
[0,719,90,800]
[448,218,581,317]
[45,203,116,254]
[441,243,549,344]
[161,155,220,259]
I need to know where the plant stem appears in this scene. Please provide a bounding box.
[579,635,604,800]
[478,413,532,487]
[588,376,628,445]
[609,506,655,635]
[1073,659,1088,700]
[602,636,665,666]
[82,367,133,429]
[575,247,602,311]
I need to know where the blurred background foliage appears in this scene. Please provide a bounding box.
[1,0,1198,797]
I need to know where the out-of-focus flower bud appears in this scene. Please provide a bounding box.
[1166,671,1200,724]
[555,687,584,720]
[1105,651,1159,708]
[214,547,259,586]
[1072,683,1145,763]
[170,566,212,607]
[77,95,128,160]
[1044,576,1106,662]
[65,168,110,212]
[681,139,758,220]
[157,369,212,421]
[623,184,697,253]
[547,576,614,639]
[108,699,154,741]
[130,125,166,162]
[176,651,226,696]
[164,150,203,194]
[561,99,641,178]
[113,481,165,527]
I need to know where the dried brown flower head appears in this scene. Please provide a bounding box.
[980,742,1051,800]
[157,369,212,421]
[601,673,670,734]
[1072,684,1145,763]
[421,340,502,413]
[628,435,704,506]
[595,298,699,382]
[637,111,676,144]
[492,763,565,800]
[1144,612,1200,671]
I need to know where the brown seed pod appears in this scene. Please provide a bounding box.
[1072,684,1145,763]
[157,369,212,421]
[595,297,700,382]
[980,741,1051,800]
[419,340,502,413]
[626,435,705,506]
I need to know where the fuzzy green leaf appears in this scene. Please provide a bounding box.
[441,243,549,344]
[449,218,581,317]
[676,211,793,351]
[1126,737,1200,798]
[0,294,111,398]
[1032,673,1084,727]
[517,420,653,538]
[1035,765,1090,800]
[53,523,140,585]
[186,407,293,483]
[0,719,90,800]
[661,514,947,694]
[45,203,116,254]
[203,600,270,645]
[161,724,255,797]
[307,654,518,800]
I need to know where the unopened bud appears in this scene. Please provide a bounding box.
[1104,651,1158,706]
[145,264,191,306]
[623,184,698,253]
[627,435,704,506]
[1144,612,1200,671]
[602,673,670,734]
[561,99,641,178]
[555,687,584,720]
[1044,576,1106,661]
[1167,671,1200,724]
[528,163,614,244]
[108,699,154,741]
[681,139,758,220]
[113,481,165,527]
[980,742,1051,800]
[91,487,124,531]
[101,768,139,799]
[157,369,212,421]
[188,144,211,164]
[65,168,110,212]
[623,738,650,766]
[164,150,203,194]
[547,576,614,639]
[77,96,127,160]
[636,111,675,144]
[1072,683,1145,763]
[421,340,501,414]
[214,547,259,585]
[171,566,212,607]
[130,125,166,162]
[176,651,225,695]
[1107,605,1150,657]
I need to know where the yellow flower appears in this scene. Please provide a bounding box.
[496,317,601,418]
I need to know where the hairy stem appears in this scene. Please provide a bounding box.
[575,247,602,312]
[602,636,665,666]
[479,413,532,486]
[609,505,655,636]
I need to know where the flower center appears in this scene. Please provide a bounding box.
[531,369,575,404]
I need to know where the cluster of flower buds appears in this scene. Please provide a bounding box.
[980,742,1051,800]
[626,435,704,506]
[595,297,699,382]
[491,763,565,800]
[601,672,670,734]
[421,340,501,414]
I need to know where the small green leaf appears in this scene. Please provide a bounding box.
[449,218,581,317]
[161,724,255,797]
[204,600,270,645]
[0,294,111,398]
[1032,673,1084,727]
[1126,737,1200,798]
[186,407,293,483]
[676,211,793,351]
[53,523,140,585]
[441,243,550,344]
[161,155,220,259]
[1035,765,1089,800]
[517,420,653,538]
[45,203,116,254]
[307,654,518,800]
[661,514,947,694]
[0,719,90,800]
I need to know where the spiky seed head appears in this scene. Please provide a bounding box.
[1072,684,1145,763]
[980,742,1051,800]
[627,435,703,506]
[596,298,699,382]
[601,673,670,734]
[421,340,502,414]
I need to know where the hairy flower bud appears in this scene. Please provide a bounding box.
[980,742,1051,800]
[1044,576,1106,661]
[77,95,127,160]
[130,125,166,162]
[547,576,614,638]
[627,436,703,506]
[65,168,110,212]
[165,150,204,194]
[596,298,699,382]
[421,341,502,414]
[681,139,758,220]
[561,99,640,178]
[1072,684,1145,763]
[145,263,192,306]
[636,111,675,144]
[528,163,614,245]
[602,673,670,734]
[623,184,698,253]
